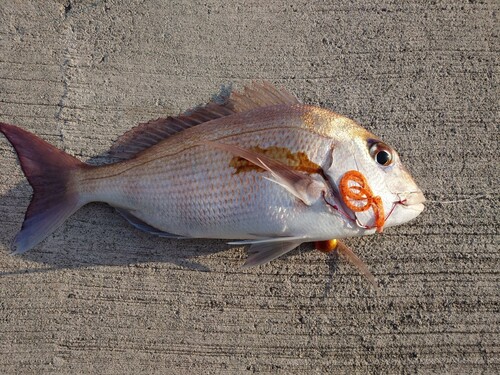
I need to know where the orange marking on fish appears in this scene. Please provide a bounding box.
[339,170,385,233]
[315,239,338,253]
[230,146,321,174]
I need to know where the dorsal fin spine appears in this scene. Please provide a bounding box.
[109,81,301,160]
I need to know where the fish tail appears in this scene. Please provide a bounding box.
[0,122,88,254]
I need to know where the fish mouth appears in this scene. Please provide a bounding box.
[379,191,425,229]
[398,190,426,207]
[322,178,426,229]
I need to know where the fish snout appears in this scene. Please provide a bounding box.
[399,190,426,206]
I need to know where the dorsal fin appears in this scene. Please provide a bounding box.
[109,102,234,159]
[109,81,300,160]
[226,81,300,112]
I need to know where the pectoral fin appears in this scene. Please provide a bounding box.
[239,240,303,268]
[205,141,326,205]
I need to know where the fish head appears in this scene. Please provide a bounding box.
[325,119,425,231]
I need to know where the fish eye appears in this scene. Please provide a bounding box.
[369,142,394,166]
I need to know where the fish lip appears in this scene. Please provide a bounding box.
[399,202,425,214]
[398,191,426,207]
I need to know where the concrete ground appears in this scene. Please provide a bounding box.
[0,1,498,374]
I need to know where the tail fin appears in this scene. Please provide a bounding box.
[0,122,87,254]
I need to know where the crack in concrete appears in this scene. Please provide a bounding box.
[55,50,70,146]
[55,10,75,148]
[62,0,73,20]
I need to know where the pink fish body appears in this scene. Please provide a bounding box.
[0,82,425,274]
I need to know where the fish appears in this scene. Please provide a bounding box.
[0,81,425,285]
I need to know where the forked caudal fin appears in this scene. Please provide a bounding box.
[0,122,87,254]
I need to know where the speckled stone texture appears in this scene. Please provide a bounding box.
[0,1,498,374]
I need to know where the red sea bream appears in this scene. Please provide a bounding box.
[0,82,425,283]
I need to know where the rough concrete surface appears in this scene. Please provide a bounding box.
[0,1,498,374]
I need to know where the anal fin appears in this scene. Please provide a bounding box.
[116,208,186,239]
